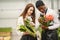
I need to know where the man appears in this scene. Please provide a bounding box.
[35,0,60,40]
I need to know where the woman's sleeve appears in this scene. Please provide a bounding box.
[16,17,24,36]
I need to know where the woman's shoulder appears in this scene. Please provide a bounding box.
[18,16,23,19]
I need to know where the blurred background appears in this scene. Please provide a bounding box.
[0,0,60,40]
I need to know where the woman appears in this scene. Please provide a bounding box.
[17,3,37,40]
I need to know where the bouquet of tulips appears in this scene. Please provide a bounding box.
[38,15,54,27]
[19,19,36,37]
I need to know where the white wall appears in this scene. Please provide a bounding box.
[0,1,27,40]
[0,1,26,28]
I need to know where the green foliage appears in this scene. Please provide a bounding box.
[57,28,60,37]
[0,27,12,32]
[57,27,60,40]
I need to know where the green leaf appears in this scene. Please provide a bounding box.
[24,19,36,37]
[19,29,26,32]
[57,28,60,37]
[26,25,34,33]
[19,25,26,32]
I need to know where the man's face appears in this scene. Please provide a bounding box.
[38,5,46,13]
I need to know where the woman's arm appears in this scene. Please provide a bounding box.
[16,17,24,36]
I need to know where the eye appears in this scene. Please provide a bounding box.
[30,9,33,11]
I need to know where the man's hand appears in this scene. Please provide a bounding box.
[38,17,42,23]
[41,25,48,30]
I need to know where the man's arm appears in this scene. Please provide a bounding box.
[48,12,60,30]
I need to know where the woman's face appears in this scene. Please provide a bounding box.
[27,7,34,16]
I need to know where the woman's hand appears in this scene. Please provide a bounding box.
[30,22,35,27]
[23,32,29,35]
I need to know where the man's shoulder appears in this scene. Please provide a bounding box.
[48,8,58,16]
[48,8,54,11]
[48,8,56,13]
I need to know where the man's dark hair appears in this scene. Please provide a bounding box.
[36,0,45,8]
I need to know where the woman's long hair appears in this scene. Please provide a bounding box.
[20,3,35,23]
